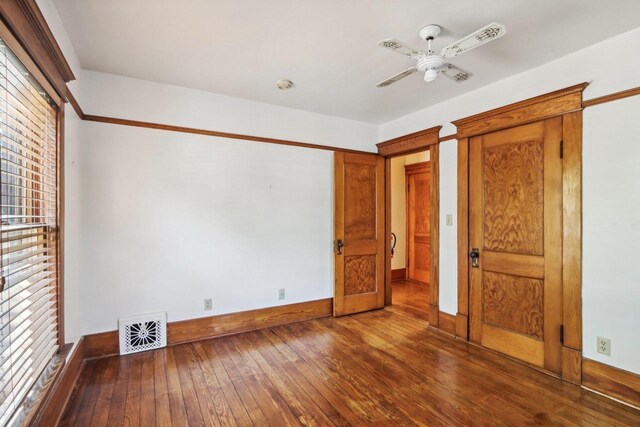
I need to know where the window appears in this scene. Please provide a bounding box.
[0,36,60,425]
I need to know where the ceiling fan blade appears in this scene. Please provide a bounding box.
[378,39,424,57]
[376,67,417,87]
[440,23,506,58]
[441,64,473,82]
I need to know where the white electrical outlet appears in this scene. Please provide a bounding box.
[278,288,285,300]
[597,336,611,356]
[446,214,453,226]
[204,298,213,311]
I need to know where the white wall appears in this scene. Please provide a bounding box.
[77,70,378,153]
[583,96,640,373]
[73,121,335,335]
[379,27,640,373]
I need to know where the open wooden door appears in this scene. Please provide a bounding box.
[406,162,431,284]
[469,118,563,374]
[334,152,385,316]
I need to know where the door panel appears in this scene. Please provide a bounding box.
[334,152,385,316]
[469,118,563,374]
[406,162,431,284]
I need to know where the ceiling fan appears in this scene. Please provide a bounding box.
[376,23,506,87]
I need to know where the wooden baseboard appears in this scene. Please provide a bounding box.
[582,358,640,408]
[391,268,406,281]
[438,311,456,335]
[84,298,333,359]
[32,339,85,427]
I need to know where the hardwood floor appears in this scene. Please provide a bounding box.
[392,279,430,321]
[60,308,640,426]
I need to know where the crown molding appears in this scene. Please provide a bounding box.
[0,0,75,100]
[376,125,442,157]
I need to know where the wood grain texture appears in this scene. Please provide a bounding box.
[482,139,544,256]
[344,162,377,240]
[0,0,73,101]
[384,157,392,306]
[482,251,544,279]
[470,119,563,375]
[62,309,640,426]
[406,162,431,284]
[583,359,640,408]
[31,341,84,426]
[391,279,429,321]
[562,347,582,385]
[562,111,583,351]
[83,298,333,358]
[582,86,640,108]
[334,153,385,316]
[376,125,441,156]
[430,144,440,309]
[344,255,377,295]
[438,311,456,336]
[453,83,587,138]
[482,271,544,339]
[457,137,470,329]
[456,314,468,340]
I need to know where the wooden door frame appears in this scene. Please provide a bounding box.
[453,83,587,383]
[404,161,431,284]
[376,126,441,325]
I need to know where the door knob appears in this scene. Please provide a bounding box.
[336,239,344,255]
[469,248,480,268]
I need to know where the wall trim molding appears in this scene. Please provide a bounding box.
[0,0,75,100]
[582,86,640,108]
[31,340,85,427]
[582,358,640,409]
[83,114,374,155]
[452,83,588,138]
[376,126,441,157]
[83,298,333,359]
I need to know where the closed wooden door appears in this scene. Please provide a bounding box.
[469,117,563,374]
[334,152,385,316]
[406,162,431,284]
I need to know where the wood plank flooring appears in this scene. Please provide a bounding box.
[392,279,430,321]
[60,304,640,426]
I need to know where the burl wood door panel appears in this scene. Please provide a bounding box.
[469,118,563,374]
[334,152,385,316]
[406,162,431,284]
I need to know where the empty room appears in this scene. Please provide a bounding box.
[0,0,639,425]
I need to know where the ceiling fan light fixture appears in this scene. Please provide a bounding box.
[424,68,439,82]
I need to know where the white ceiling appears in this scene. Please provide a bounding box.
[53,0,640,124]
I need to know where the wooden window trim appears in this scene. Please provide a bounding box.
[0,0,75,101]
[455,83,587,383]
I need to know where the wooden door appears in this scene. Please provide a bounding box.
[469,117,563,374]
[405,162,431,284]
[334,152,385,316]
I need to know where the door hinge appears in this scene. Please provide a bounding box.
[560,140,564,159]
[560,325,564,345]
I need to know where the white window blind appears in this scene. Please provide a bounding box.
[0,37,59,426]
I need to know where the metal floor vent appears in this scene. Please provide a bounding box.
[118,312,167,355]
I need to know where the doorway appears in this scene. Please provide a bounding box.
[390,150,431,320]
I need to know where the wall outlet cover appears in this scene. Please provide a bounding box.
[278,288,285,300]
[597,336,611,356]
[204,298,213,311]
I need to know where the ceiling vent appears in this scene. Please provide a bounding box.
[118,312,167,355]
